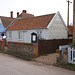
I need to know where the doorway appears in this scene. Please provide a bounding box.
[31,33,37,43]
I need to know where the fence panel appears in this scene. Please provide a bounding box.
[38,39,72,55]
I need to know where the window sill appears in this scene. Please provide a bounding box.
[18,39,22,41]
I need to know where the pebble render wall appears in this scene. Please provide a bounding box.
[8,42,38,57]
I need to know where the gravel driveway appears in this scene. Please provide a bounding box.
[36,53,57,65]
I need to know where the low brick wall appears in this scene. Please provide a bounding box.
[0,40,5,50]
[8,42,38,57]
[56,49,68,64]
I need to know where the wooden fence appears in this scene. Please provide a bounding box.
[38,39,72,55]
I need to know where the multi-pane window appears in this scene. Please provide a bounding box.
[18,31,22,40]
[9,31,12,38]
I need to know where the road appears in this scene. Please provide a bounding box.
[0,53,75,75]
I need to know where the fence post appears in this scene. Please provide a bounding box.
[2,40,6,50]
[33,44,38,57]
[72,48,73,64]
[68,47,71,63]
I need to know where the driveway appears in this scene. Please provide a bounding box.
[0,53,75,75]
[36,53,57,65]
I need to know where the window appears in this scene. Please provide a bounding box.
[9,31,12,38]
[33,35,36,41]
[39,31,42,39]
[18,31,22,40]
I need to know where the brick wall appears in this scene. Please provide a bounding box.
[0,40,5,50]
[8,42,38,57]
[56,49,68,64]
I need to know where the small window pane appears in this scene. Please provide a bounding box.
[33,35,36,41]
[9,32,12,38]
[18,32,22,39]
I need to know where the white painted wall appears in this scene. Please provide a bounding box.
[42,29,49,39]
[6,29,49,43]
[23,30,37,43]
[47,13,67,39]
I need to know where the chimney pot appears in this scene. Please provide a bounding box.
[22,10,27,13]
[17,12,19,17]
[10,11,13,18]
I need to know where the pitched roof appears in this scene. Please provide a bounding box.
[18,12,34,18]
[17,10,34,18]
[0,16,15,28]
[7,13,55,30]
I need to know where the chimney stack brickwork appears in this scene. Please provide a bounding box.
[22,10,27,13]
[17,12,19,17]
[10,11,13,18]
[10,10,34,18]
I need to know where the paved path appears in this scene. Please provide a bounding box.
[0,53,75,75]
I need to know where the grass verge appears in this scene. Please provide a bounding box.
[0,50,36,61]
[54,62,75,71]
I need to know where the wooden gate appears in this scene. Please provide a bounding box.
[68,47,75,64]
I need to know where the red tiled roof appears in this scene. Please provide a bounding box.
[68,25,73,38]
[0,16,15,28]
[69,25,73,34]
[7,13,55,30]
[18,12,34,18]
[17,10,34,18]
[69,25,73,39]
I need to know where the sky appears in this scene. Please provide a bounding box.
[0,0,73,25]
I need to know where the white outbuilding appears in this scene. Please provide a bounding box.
[6,11,68,43]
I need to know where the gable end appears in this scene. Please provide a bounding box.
[47,11,68,31]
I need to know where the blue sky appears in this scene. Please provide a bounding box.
[0,0,73,25]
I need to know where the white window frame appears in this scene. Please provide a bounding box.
[9,31,12,39]
[18,31,22,40]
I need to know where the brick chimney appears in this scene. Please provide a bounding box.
[17,12,19,17]
[10,11,13,18]
[22,10,27,13]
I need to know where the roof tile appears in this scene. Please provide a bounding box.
[0,16,15,28]
[7,13,55,30]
